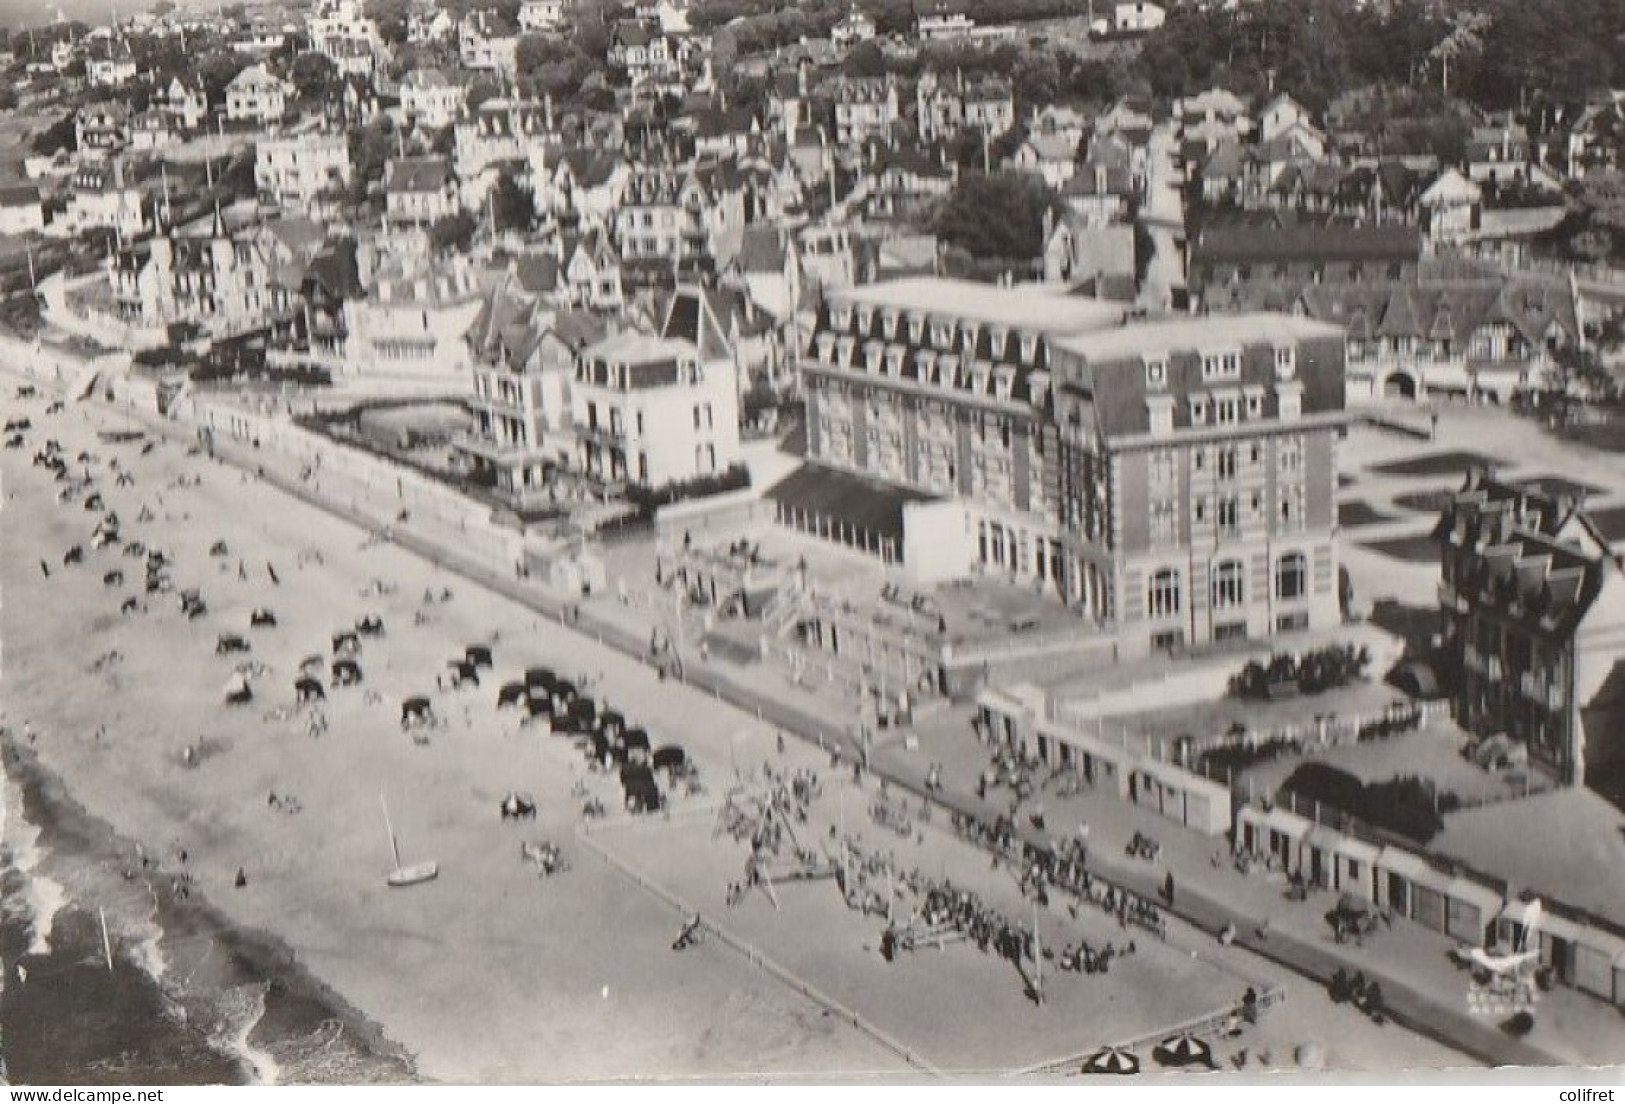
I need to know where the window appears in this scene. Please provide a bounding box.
[1217,495,1240,536]
[1212,559,1244,609]
[857,307,873,332]
[1148,568,1181,619]
[1274,347,1300,386]
[1019,333,1037,363]
[1217,447,1238,479]
[1277,610,1310,632]
[1151,498,1178,545]
[1246,392,1262,419]
[1150,448,1177,487]
[1202,351,1241,381]
[1145,357,1167,389]
[1215,397,1238,425]
[1188,398,1207,426]
[907,315,924,343]
[1152,628,1185,651]
[1276,552,1307,600]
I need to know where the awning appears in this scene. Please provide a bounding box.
[1445,877,1503,916]
[1263,806,1312,839]
[1332,836,1381,863]
[1377,846,1443,886]
[767,463,937,548]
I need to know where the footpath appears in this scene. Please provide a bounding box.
[5,356,1581,1070]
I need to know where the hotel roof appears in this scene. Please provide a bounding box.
[827,278,1125,333]
[1052,312,1344,361]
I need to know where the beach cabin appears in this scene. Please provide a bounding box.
[1235,803,1311,871]
[1568,923,1625,1004]
[1381,850,1455,932]
[1331,835,1379,899]
[1443,876,1502,945]
[1128,758,1231,836]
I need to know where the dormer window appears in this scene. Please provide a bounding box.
[885,348,904,377]
[931,320,952,348]
[907,314,924,344]
[816,332,837,363]
[1202,350,1241,381]
[988,326,1008,359]
[1148,395,1174,437]
[1278,380,1303,421]
[1019,333,1037,364]
[832,305,852,329]
[882,309,899,340]
[836,335,856,365]
[936,353,960,388]
[962,323,980,353]
[857,307,874,333]
[1188,397,1207,425]
[1144,356,1167,390]
[1274,344,1296,380]
[994,367,1014,402]
[864,341,883,373]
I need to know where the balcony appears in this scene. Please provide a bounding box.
[454,430,546,469]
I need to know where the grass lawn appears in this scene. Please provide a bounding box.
[1368,451,1501,478]
[1359,533,1443,563]
[1339,500,1398,528]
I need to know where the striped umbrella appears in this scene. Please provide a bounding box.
[1154,1032,1216,1068]
[1082,1046,1140,1076]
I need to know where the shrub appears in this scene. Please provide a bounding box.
[1229,644,1372,699]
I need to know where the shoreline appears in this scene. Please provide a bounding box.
[0,736,418,1085]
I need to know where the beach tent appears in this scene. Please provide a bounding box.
[652,745,686,771]
[497,681,527,708]
[599,710,627,739]
[465,644,493,669]
[524,666,556,688]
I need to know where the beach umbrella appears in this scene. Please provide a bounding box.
[1082,1047,1140,1076]
[1154,1033,1215,1069]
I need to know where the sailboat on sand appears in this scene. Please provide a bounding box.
[381,795,438,888]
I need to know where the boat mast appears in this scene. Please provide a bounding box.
[380,794,402,869]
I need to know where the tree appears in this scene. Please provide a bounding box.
[489,173,534,232]
[933,171,1056,262]
[289,51,339,104]
[30,112,76,156]
[366,0,413,45]
[1428,9,1489,96]
[430,212,478,254]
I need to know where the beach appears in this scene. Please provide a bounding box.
[0,383,1473,1081]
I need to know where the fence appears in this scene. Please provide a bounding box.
[572,824,944,1077]
[1015,986,1288,1077]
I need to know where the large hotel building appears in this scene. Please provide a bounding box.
[788,278,1347,657]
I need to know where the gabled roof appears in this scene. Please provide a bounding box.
[735,225,788,274]
[514,252,560,294]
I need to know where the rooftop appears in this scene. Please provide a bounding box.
[1052,312,1345,362]
[1430,787,1625,929]
[828,278,1125,333]
[582,331,699,364]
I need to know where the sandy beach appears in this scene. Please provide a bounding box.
[0,383,1472,1081]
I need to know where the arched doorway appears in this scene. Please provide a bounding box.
[1383,371,1418,400]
